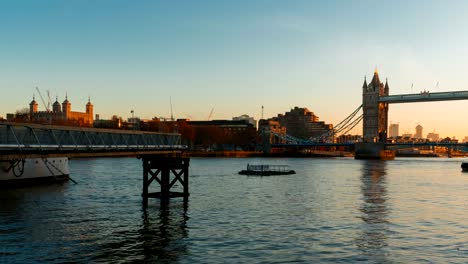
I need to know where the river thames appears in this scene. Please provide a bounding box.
[1,157,468,263]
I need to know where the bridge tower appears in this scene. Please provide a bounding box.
[362,69,389,143]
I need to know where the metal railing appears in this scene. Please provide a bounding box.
[380,90,468,103]
[0,122,186,153]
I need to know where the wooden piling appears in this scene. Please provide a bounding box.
[141,155,190,207]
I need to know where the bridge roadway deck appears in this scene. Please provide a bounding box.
[272,142,468,148]
[379,90,468,104]
[0,122,186,160]
[271,143,354,148]
[385,142,468,148]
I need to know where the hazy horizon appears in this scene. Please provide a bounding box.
[2,0,468,139]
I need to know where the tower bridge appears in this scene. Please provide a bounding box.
[266,69,468,159]
[358,69,468,158]
[361,69,468,144]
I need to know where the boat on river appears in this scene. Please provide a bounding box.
[238,164,296,176]
[0,157,70,185]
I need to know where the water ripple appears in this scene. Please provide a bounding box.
[1,157,468,263]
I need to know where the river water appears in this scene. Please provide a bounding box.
[1,157,468,263]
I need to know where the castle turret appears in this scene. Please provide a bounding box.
[62,95,71,119]
[29,96,38,118]
[52,97,61,112]
[86,96,94,125]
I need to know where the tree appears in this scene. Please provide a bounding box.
[15,108,29,115]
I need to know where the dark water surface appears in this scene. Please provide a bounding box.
[1,157,468,263]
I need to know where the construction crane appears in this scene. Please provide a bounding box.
[206,108,214,121]
[169,97,173,121]
[35,86,50,112]
[47,90,52,108]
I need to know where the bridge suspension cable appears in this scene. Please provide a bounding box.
[309,104,363,142]
[333,104,362,131]
[334,114,363,136]
[266,104,364,145]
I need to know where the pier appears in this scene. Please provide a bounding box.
[141,155,190,207]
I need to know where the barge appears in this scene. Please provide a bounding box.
[238,164,296,176]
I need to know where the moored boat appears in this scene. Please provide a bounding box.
[0,157,70,185]
[461,162,468,172]
[238,164,296,176]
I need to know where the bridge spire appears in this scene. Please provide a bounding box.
[384,78,389,95]
[370,68,381,89]
[362,76,367,89]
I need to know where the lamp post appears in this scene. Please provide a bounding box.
[131,110,134,130]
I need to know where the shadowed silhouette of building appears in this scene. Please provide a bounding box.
[276,106,333,140]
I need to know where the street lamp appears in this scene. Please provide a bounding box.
[131,110,134,130]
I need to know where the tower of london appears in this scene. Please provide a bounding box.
[29,96,94,126]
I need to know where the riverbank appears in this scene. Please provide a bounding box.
[185,150,354,158]
[186,151,263,157]
[186,150,468,158]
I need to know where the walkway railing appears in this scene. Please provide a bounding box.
[380,91,468,103]
[0,122,186,155]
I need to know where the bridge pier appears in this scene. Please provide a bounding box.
[141,155,190,207]
[354,142,395,160]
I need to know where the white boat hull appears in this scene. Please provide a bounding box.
[0,158,70,183]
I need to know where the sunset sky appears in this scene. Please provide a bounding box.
[2,0,468,139]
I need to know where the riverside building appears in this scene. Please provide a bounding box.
[276,107,333,141]
[389,123,399,138]
[415,124,423,139]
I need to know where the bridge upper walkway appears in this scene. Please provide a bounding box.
[0,122,186,159]
[379,91,468,104]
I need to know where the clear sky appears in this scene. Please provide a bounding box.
[2,0,468,139]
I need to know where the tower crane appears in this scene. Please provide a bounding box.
[47,90,52,108]
[35,86,50,112]
[207,108,214,121]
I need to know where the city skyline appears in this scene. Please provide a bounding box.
[2,1,468,139]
